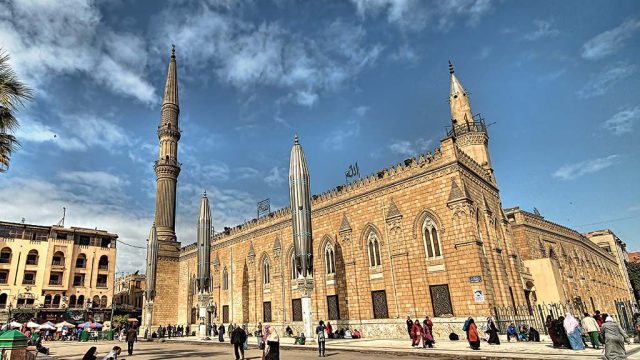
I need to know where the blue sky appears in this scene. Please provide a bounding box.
[0,0,638,273]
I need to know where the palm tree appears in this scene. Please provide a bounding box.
[0,49,33,172]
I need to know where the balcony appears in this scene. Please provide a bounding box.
[22,279,36,285]
[48,279,62,286]
[51,260,65,267]
[0,278,7,285]
[16,304,35,309]
[96,282,108,288]
[26,259,38,266]
[446,114,487,138]
[73,281,85,287]
[98,264,109,271]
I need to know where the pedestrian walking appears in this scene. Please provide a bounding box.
[126,326,137,356]
[218,323,226,342]
[316,320,326,357]
[264,325,280,360]
[410,319,423,347]
[582,312,600,349]
[406,316,413,339]
[563,312,584,350]
[231,324,247,360]
[486,317,500,345]
[466,318,480,350]
[602,316,627,360]
[422,319,434,348]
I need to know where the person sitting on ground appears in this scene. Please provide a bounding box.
[345,328,352,339]
[507,323,518,342]
[294,331,306,345]
[102,346,122,360]
[285,325,294,337]
[35,334,49,355]
[337,328,345,339]
[352,329,361,339]
[528,326,540,342]
[518,324,529,342]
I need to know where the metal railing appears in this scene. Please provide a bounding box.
[446,114,486,138]
[48,279,62,285]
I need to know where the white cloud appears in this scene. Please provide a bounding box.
[354,105,370,117]
[577,62,637,98]
[0,0,156,104]
[350,0,493,31]
[552,154,620,180]
[522,19,560,41]
[476,46,491,60]
[388,138,433,157]
[159,8,382,106]
[603,106,639,135]
[236,167,261,180]
[58,171,129,191]
[582,19,640,60]
[323,119,361,151]
[264,167,285,188]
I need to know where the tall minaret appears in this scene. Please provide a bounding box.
[154,45,181,255]
[288,134,314,340]
[196,191,212,339]
[147,46,182,326]
[448,61,493,176]
[144,223,158,336]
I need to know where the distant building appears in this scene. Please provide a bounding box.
[0,220,117,324]
[505,208,630,313]
[628,252,640,264]
[113,272,145,320]
[584,229,635,302]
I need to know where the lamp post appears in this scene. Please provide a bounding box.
[8,303,12,322]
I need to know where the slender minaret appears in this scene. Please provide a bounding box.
[448,61,493,176]
[154,45,181,254]
[196,191,212,339]
[288,134,314,340]
[144,223,158,336]
[148,45,182,326]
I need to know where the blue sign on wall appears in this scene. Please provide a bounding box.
[469,276,482,283]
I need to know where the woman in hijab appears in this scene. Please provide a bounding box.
[82,346,97,360]
[264,325,280,360]
[410,319,423,347]
[563,312,584,350]
[486,317,500,345]
[466,318,480,350]
[218,323,225,342]
[555,316,569,348]
[546,315,560,347]
[601,316,627,360]
[422,318,434,348]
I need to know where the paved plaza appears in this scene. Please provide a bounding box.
[43,336,640,359]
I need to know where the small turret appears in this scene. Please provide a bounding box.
[289,134,313,278]
[196,191,212,293]
[145,223,158,301]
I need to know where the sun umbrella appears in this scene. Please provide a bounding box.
[9,321,22,328]
[93,322,103,329]
[26,321,40,328]
[78,322,91,329]
[127,318,139,322]
[38,324,56,331]
[56,321,74,328]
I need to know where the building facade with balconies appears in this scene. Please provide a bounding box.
[0,220,117,323]
[113,273,145,320]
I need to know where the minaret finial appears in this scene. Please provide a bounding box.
[448,60,454,74]
[294,133,299,144]
[203,189,207,197]
[171,44,176,58]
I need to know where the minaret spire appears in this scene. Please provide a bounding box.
[449,60,473,125]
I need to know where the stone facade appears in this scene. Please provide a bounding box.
[584,229,635,302]
[505,208,632,313]
[113,273,145,313]
[0,220,117,323]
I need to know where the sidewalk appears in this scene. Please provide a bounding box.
[164,336,640,359]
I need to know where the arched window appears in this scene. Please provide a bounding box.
[101,296,108,308]
[92,295,100,308]
[52,251,65,266]
[75,254,87,268]
[52,294,61,308]
[0,248,12,264]
[222,268,229,290]
[325,243,335,275]
[367,232,382,267]
[291,253,299,279]
[98,255,109,270]
[77,295,85,307]
[422,217,441,259]
[26,250,38,265]
[0,293,7,309]
[44,294,52,308]
[69,295,77,308]
[263,258,270,285]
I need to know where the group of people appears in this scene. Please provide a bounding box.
[506,322,541,342]
[82,345,122,360]
[547,311,628,358]
[406,316,435,349]
[152,324,188,338]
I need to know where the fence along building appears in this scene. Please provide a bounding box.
[0,220,117,324]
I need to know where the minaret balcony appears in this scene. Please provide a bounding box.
[446,114,487,138]
[157,126,181,140]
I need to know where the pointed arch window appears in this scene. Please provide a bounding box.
[291,253,299,279]
[476,212,486,256]
[222,268,229,290]
[367,232,382,268]
[263,258,270,285]
[422,217,442,259]
[325,243,335,275]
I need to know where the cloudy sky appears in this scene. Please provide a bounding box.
[0,0,638,274]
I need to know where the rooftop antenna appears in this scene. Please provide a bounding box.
[21,218,25,224]
[56,207,66,227]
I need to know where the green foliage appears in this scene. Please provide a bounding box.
[626,261,640,300]
[0,49,33,172]
[111,314,129,327]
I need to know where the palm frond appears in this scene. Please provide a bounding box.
[0,49,33,111]
[0,132,20,172]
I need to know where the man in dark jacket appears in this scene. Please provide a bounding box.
[230,325,247,360]
[406,317,413,339]
[126,326,138,355]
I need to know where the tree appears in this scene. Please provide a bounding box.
[626,261,640,301]
[0,49,33,172]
